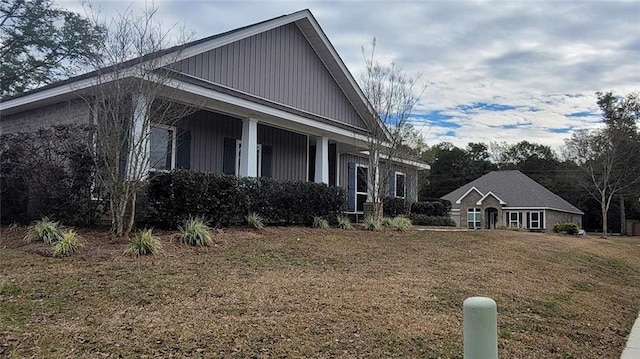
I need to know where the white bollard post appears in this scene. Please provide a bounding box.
[463,296,498,359]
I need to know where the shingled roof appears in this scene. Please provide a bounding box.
[441,170,584,215]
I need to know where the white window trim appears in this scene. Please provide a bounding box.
[467,208,481,229]
[235,140,262,177]
[529,211,543,229]
[149,123,177,172]
[509,212,520,228]
[394,171,406,199]
[355,163,368,213]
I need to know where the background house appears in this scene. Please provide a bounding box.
[442,170,584,231]
[0,9,428,215]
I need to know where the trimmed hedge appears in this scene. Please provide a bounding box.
[411,199,451,217]
[408,214,456,227]
[383,197,411,217]
[146,170,346,228]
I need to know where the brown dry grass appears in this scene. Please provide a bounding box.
[1,226,639,358]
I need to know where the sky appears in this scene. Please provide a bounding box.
[59,0,640,150]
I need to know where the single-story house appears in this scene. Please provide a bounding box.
[441,170,583,231]
[0,9,428,214]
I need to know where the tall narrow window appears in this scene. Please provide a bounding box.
[149,124,176,171]
[356,165,368,212]
[467,208,481,229]
[395,172,406,199]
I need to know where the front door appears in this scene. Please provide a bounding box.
[485,208,498,229]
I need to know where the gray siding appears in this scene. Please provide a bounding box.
[338,153,419,202]
[180,110,307,181]
[171,23,368,130]
[0,100,91,134]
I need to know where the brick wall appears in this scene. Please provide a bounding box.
[1,100,91,134]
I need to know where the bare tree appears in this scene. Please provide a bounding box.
[359,38,425,220]
[565,92,640,238]
[76,3,196,237]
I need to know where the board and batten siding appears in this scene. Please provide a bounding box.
[338,153,419,202]
[171,23,368,131]
[180,110,307,181]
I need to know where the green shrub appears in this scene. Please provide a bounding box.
[179,217,214,246]
[147,172,346,227]
[363,216,381,231]
[553,222,579,235]
[53,230,83,257]
[24,217,62,244]
[1,125,102,226]
[410,200,451,217]
[408,214,456,227]
[126,229,162,256]
[312,216,330,229]
[246,213,265,229]
[336,215,353,230]
[383,197,411,217]
[392,216,413,232]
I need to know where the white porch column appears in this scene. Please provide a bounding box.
[127,93,150,180]
[239,117,258,177]
[314,136,329,184]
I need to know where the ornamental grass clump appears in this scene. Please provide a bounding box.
[179,217,214,246]
[126,229,162,257]
[363,216,381,231]
[392,216,413,232]
[53,230,83,257]
[312,216,330,229]
[246,212,265,229]
[381,217,394,228]
[336,215,353,230]
[24,217,62,244]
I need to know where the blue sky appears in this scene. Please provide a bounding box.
[60,0,640,149]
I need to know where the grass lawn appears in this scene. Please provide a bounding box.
[1,227,639,358]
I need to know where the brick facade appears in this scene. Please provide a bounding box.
[1,100,91,134]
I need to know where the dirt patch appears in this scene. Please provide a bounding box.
[1,226,639,358]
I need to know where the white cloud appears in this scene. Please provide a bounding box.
[57,0,639,149]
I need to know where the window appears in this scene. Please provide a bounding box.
[509,212,520,228]
[467,208,481,229]
[530,211,543,229]
[356,165,368,212]
[235,140,262,177]
[149,124,176,171]
[395,172,406,198]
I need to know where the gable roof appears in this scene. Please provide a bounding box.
[442,170,584,215]
[0,10,390,141]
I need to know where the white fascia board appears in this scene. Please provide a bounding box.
[299,14,392,142]
[165,77,371,145]
[502,207,584,215]
[476,191,506,206]
[357,150,429,170]
[455,186,483,204]
[0,68,138,112]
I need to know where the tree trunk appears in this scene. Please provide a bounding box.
[125,191,137,237]
[601,197,608,239]
[620,194,626,236]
